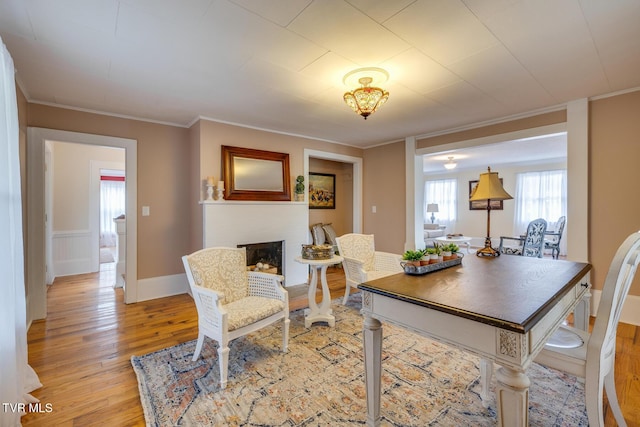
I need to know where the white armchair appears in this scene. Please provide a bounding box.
[182,247,290,389]
[336,233,403,304]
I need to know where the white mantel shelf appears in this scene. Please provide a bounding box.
[202,201,310,286]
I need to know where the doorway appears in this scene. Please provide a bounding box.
[27,128,137,323]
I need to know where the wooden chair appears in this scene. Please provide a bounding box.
[498,218,547,258]
[544,215,566,259]
[535,231,640,426]
[182,247,290,389]
[335,233,403,304]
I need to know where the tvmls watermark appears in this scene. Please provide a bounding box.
[3,402,53,413]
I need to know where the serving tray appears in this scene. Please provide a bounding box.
[401,253,463,275]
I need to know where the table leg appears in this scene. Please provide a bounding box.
[304,265,335,327]
[495,365,530,427]
[363,315,382,427]
[479,358,493,407]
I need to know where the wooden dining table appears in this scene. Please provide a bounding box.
[359,254,591,427]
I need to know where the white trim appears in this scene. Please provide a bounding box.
[90,160,125,272]
[304,149,363,234]
[591,289,640,326]
[51,229,93,277]
[27,128,138,319]
[136,273,189,302]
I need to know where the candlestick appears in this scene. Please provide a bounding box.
[206,184,214,201]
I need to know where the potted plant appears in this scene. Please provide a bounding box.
[441,243,460,260]
[402,249,424,267]
[295,175,305,201]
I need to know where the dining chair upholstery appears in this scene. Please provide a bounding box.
[335,233,403,304]
[182,247,290,389]
[498,218,547,258]
[534,231,640,426]
[544,215,566,259]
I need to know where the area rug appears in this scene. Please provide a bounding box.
[131,294,588,426]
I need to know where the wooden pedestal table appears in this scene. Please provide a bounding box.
[295,255,344,328]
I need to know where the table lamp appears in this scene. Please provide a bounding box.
[426,203,439,224]
[469,167,513,257]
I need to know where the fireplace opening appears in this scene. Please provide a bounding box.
[237,240,284,275]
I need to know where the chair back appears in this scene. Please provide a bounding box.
[336,233,375,271]
[183,247,249,304]
[588,232,640,378]
[522,218,547,257]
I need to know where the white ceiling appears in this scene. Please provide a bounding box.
[421,132,567,174]
[2,0,640,148]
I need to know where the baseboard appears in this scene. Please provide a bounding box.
[591,289,640,326]
[136,273,190,302]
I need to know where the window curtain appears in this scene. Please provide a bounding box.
[424,179,457,232]
[514,170,568,255]
[99,177,125,247]
[0,36,41,426]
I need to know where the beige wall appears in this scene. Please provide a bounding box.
[18,84,640,299]
[590,90,640,295]
[308,158,353,238]
[27,104,191,280]
[51,142,125,231]
[192,119,363,250]
[362,140,406,254]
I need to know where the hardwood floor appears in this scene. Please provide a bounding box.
[23,263,639,426]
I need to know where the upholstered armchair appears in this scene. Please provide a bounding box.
[182,247,290,389]
[498,218,547,258]
[335,233,403,304]
[544,216,566,259]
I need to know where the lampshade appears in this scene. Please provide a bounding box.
[469,168,513,202]
[444,156,457,170]
[343,77,389,119]
[426,203,439,224]
[470,167,512,257]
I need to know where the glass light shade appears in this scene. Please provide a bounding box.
[344,77,389,119]
[469,168,513,201]
[444,156,457,169]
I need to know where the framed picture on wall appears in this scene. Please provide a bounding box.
[469,179,504,210]
[309,173,335,209]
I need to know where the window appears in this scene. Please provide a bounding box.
[514,170,567,252]
[424,179,457,229]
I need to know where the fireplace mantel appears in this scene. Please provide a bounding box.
[201,201,309,286]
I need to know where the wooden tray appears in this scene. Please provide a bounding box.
[401,254,463,275]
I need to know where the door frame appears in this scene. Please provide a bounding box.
[27,127,138,321]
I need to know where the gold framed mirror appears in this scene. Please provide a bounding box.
[222,145,291,201]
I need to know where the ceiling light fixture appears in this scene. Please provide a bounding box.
[343,67,389,120]
[444,156,457,170]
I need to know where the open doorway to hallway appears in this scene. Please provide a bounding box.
[27,127,138,323]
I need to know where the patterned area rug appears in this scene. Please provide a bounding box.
[131,294,588,426]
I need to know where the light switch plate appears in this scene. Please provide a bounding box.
[142,206,150,216]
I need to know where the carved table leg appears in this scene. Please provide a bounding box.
[363,315,382,427]
[495,365,530,427]
[304,265,335,327]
